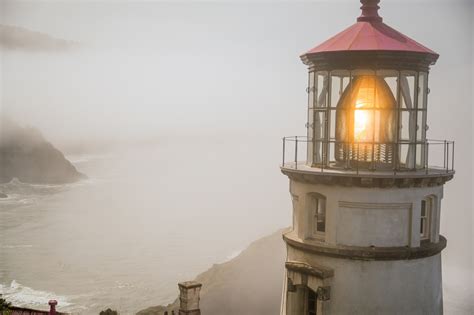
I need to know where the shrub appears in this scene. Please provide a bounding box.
[99,308,119,315]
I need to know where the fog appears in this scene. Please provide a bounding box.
[0,0,473,313]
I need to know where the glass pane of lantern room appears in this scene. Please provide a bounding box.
[417,110,425,141]
[313,110,326,140]
[400,110,415,141]
[313,140,323,165]
[330,70,350,108]
[399,110,416,169]
[399,142,416,170]
[316,72,329,108]
[308,71,315,109]
[307,108,314,164]
[378,70,398,98]
[400,71,416,109]
[416,143,425,169]
[415,110,426,169]
[312,111,326,165]
[330,71,350,156]
[418,72,428,109]
[399,142,409,169]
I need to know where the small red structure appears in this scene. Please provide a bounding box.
[48,300,57,315]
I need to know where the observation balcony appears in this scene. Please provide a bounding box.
[281,137,454,187]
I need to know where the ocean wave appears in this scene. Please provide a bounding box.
[0,177,94,209]
[0,178,67,195]
[114,281,135,289]
[0,280,72,309]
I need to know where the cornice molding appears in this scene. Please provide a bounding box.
[281,168,453,188]
[283,232,446,261]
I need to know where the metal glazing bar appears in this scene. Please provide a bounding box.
[371,72,376,170]
[396,71,402,172]
[325,72,331,169]
[413,73,419,170]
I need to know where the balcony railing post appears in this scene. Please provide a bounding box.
[443,140,447,171]
[345,142,349,170]
[452,141,455,171]
[446,141,449,173]
[282,137,285,167]
[356,142,360,175]
[295,136,298,170]
[393,142,396,176]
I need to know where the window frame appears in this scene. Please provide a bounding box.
[420,197,433,241]
[308,193,327,240]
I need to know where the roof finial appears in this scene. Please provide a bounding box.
[357,0,383,22]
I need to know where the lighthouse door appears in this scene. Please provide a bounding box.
[307,288,317,315]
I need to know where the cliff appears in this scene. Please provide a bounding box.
[0,119,85,184]
[137,228,287,315]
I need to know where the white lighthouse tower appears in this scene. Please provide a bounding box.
[280,1,454,314]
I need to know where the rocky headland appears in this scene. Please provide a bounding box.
[0,119,85,184]
[137,228,287,315]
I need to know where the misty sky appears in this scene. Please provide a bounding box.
[1,0,473,296]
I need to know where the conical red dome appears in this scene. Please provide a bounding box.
[303,0,438,60]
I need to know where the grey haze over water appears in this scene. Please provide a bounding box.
[1,0,473,314]
[0,140,290,314]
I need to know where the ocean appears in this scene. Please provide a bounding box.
[0,138,291,314]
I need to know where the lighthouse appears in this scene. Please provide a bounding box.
[280,1,454,314]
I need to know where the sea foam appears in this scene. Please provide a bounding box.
[0,280,72,308]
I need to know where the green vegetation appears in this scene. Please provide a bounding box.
[0,295,12,315]
[99,308,119,315]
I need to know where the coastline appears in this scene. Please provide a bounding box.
[136,228,287,315]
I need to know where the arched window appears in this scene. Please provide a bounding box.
[308,193,326,239]
[420,196,435,240]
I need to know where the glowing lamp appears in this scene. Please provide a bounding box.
[335,75,397,165]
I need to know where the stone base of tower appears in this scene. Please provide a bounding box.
[281,230,444,315]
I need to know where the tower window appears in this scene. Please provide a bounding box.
[310,194,326,237]
[420,197,433,240]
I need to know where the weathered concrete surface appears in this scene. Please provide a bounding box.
[282,177,446,314]
[289,181,443,247]
[286,243,443,315]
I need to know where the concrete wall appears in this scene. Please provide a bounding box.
[286,245,443,315]
[289,180,444,247]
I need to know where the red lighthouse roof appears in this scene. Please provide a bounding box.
[304,0,438,59]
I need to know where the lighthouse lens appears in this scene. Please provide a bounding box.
[335,75,397,164]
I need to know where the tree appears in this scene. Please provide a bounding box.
[99,308,119,315]
[0,295,12,315]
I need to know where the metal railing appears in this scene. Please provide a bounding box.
[282,136,454,175]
